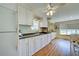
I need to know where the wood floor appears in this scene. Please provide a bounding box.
[33,39,71,56]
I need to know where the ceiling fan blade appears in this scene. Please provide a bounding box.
[51,6,59,10]
[51,3,66,10]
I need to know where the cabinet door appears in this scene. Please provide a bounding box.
[41,35,45,48]
[19,39,27,56]
[35,36,42,52]
[25,38,29,56]
[39,36,42,50]
[39,35,43,49]
[18,5,26,25]
[18,5,32,25]
[43,35,47,47]
[49,33,52,41]
[47,34,49,44]
[47,34,51,43]
[40,17,48,27]
[44,34,48,45]
[25,10,33,25]
[49,34,52,42]
[29,37,35,56]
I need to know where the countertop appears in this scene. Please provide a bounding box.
[19,32,51,39]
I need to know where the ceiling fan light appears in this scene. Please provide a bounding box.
[50,10,53,16]
[46,12,50,16]
[46,10,56,16]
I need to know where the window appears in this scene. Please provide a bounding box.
[60,29,79,35]
[67,29,71,35]
[31,19,39,30]
[76,29,79,34]
[60,29,67,35]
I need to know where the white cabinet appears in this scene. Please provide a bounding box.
[42,35,47,47]
[25,38,29,56]
[44,34,48,45]
[38,35,43,49]
[18,38,29,56]
[19,39,28,56]
[41,35,45,48]
[28,37,35,56]
[40,34,49,49]
[40,17,48,27]
[47,34,51,43]
[34,36,42,52]
[18,5,32,25]
[47,33,56,44]
[18,33,56,56]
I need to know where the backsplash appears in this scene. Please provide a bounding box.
[19,25,39,34]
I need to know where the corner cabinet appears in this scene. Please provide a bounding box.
[18,5,33,25]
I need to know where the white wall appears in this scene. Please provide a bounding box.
[0,4,18,56]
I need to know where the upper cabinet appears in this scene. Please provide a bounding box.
[18,5,33,25]
[40,17,48,27]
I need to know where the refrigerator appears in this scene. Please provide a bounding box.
[0,5,18,56]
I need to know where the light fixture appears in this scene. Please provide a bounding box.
[45,3,58,16]
[45,3,66,16]
[46,10,56,16]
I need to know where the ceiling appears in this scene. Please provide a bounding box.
[0,3,17,11]
[51,3,79,22]
[0,3,79,23]
[22,3,79,23]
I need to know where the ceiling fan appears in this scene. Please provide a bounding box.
[44,3,66,16]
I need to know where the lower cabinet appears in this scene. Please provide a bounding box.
[19,39,28,56]
[25,38,29,56]
[44,34,48,45]
[34,36,42,53]
[39,35,44,49]
[19,33,56,56]
[28,37,36,56]
[41,35,45,48]
[47,34,51,43]
[42,35,47,47]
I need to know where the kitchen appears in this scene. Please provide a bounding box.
[0,3,56,56]
[18,3,56,56]
[0,3,79,56]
